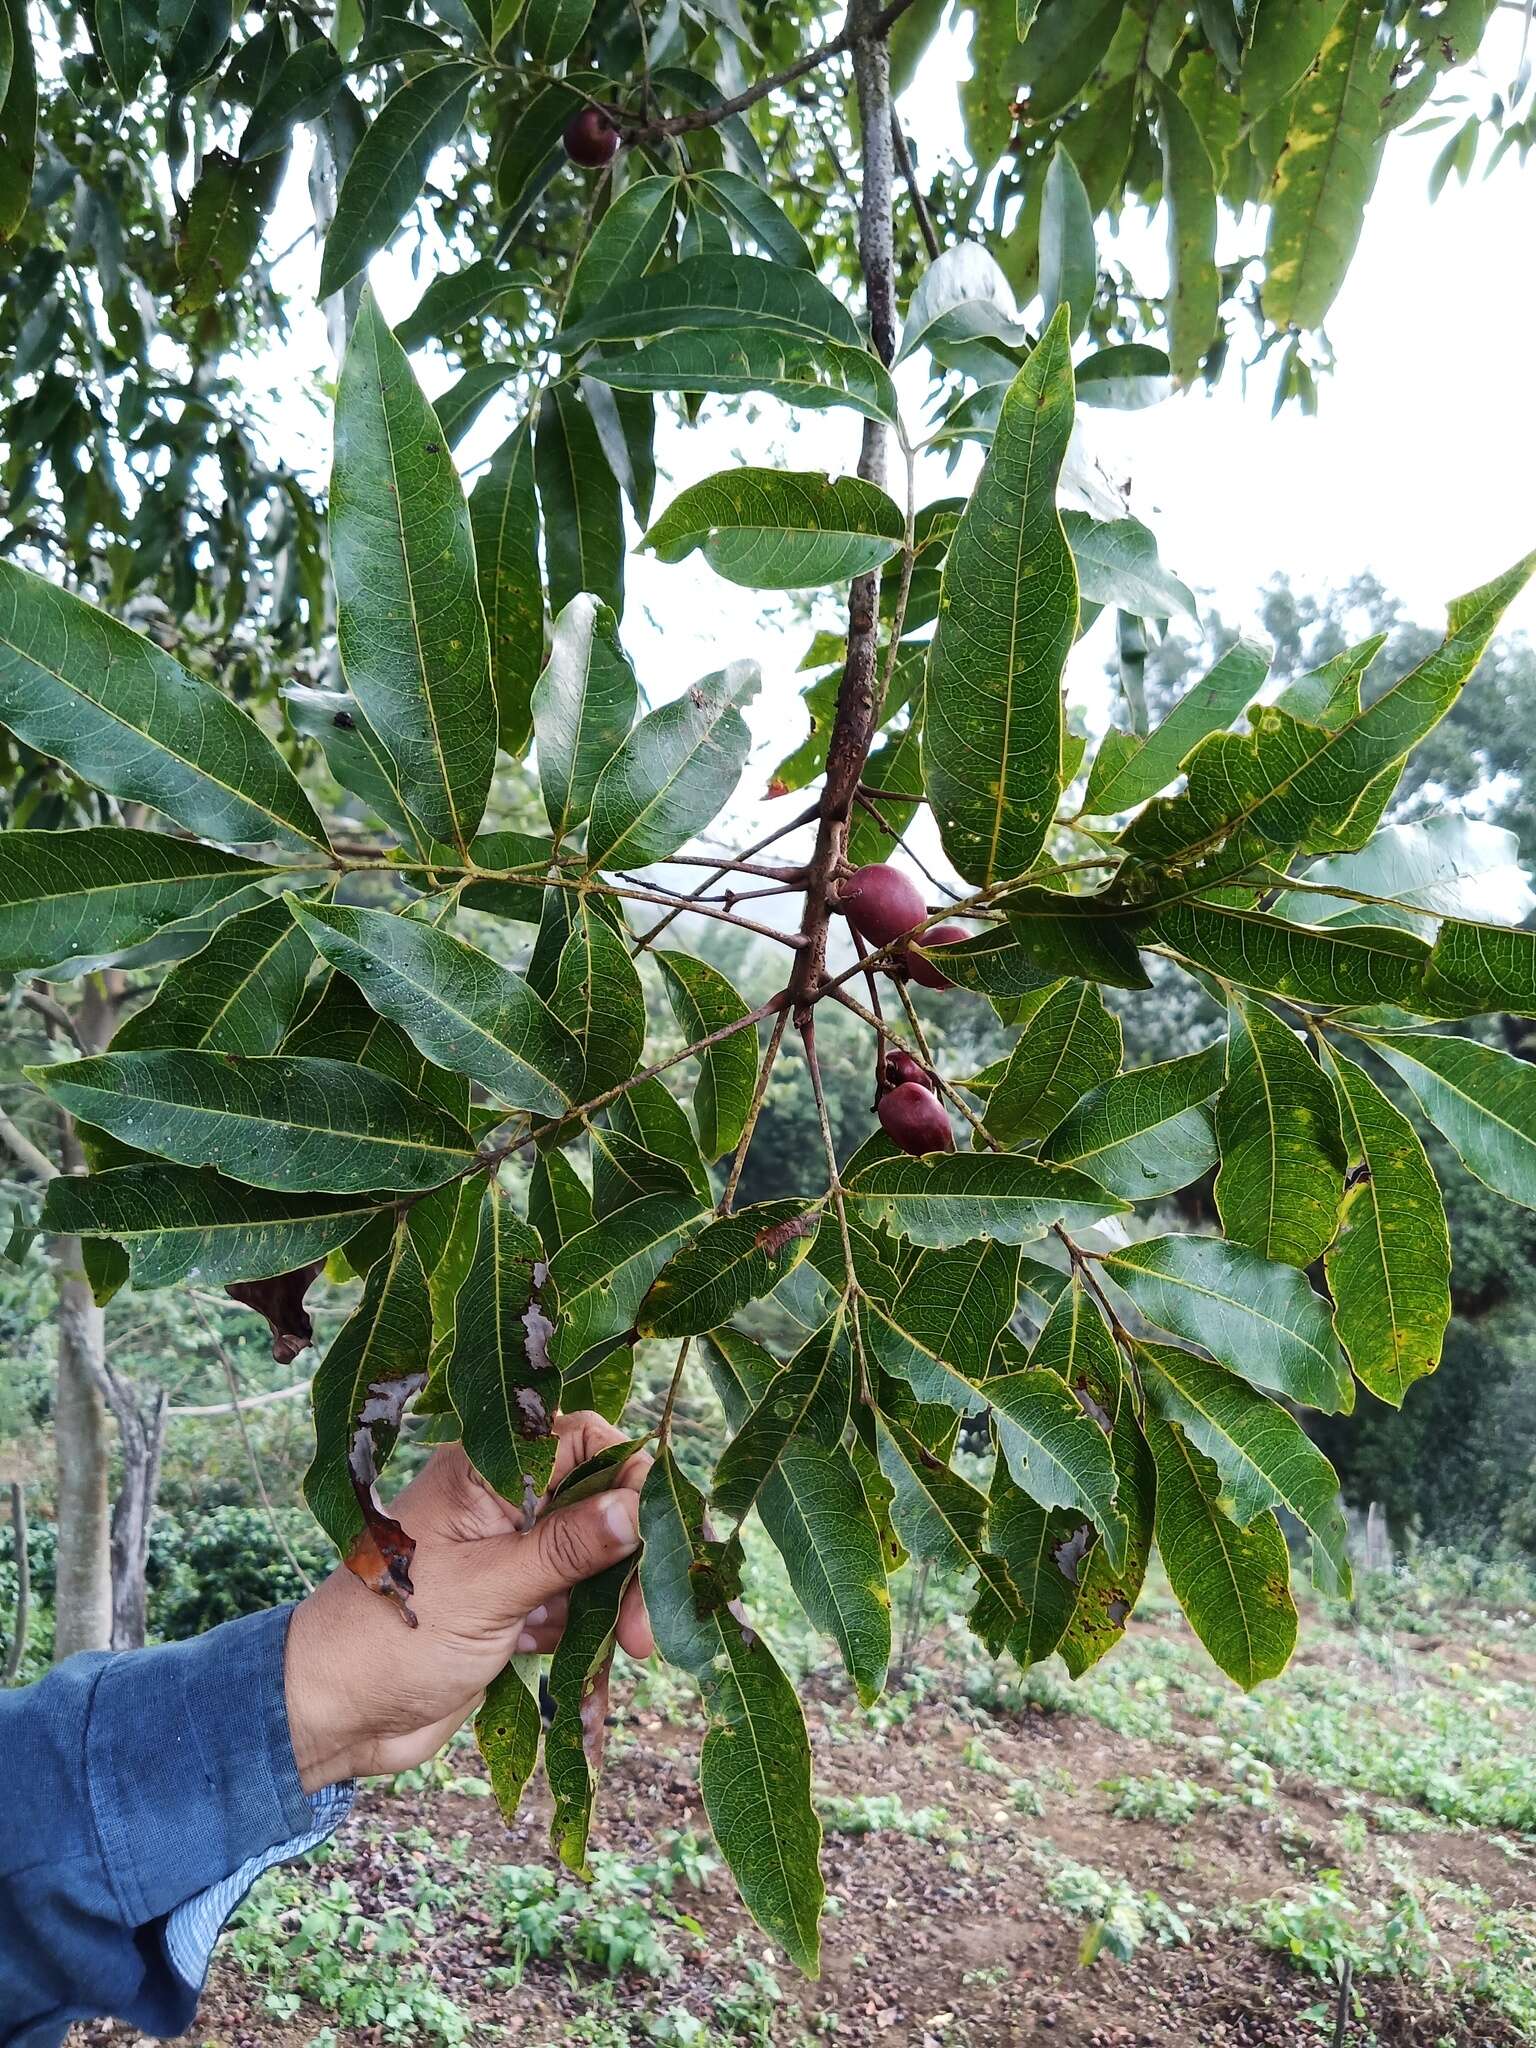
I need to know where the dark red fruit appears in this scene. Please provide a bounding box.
[878,1081,954,1155]
[905,923,968,990]
[883,1048,937,1094]
[841,862,926,947]
[563,105,620,167]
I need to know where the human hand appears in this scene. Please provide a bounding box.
[284,1413,653,1792]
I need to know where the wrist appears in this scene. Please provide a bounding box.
[285,1575,370,1793]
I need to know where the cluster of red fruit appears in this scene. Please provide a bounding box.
[840,863,966,1157]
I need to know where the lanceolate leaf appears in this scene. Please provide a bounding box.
[0,566,327,850]
[695,168,813,269]
[0,832,278,976]
[90,0,157,100]
[588,317,901,420]
[1004,889,1151,992]
[643,471,903,591]
[477,1659,542,1821]
[470,423,544,757]
[1146,1413,1298,1690]
[1063,512,1199,624]
[1263,3,1390,331]
[1320,1042,1450,1405]
[1058,1396,1156,1678]
[1366,1031,1536,1210]
[565,175,678,325]
[1151,900,1430,1011]
[305,1228,432,1551]
[291,900,579,1117]
[317,61,478,298]
[640,1202,820,1339]
[1039,143,1096,339]
[639,1450,824,1977]
[586,661,759,871]
[551,899,645,1103]
[1139,1340,1351,1596]
[1041,1043,1224,1198]
[607,1076,711,1204]
[444,1184,559,1499]
[559,253,861,352]
[1215,994,1345,1269]
[713,1311,852,1523]
[0,0,35,239]
[981,1462,1081,1669]
[177,149,284,312]
[703,1329,890,1707]
[240,36,346,158]
[1243,0,1348,117]
[532,594,639,842]
[1156,79,1220,387]
[114,895,316,1055]
[282,970,468,1119]
[548,1192,705,1368]
[656,952,759,1162]
[1082,640,1269,816]
[38,1168,380,1289]
[875,1411,1025,1657]
[1105,1234,1353,1414]
[523,0,594,63]
[846,1151,1129,1249]
[535,384,626,618]
[331,290,496,853]
[28,1052,477,1194]
[986,1365,1129,1570]
[861,1236,1022,1406]
[923,306,1078,887]
[1424,919,1536,1019]
[986,980,1122,1146]
[545,1556,634,1875]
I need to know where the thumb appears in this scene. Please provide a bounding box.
[493,1486,642,1619]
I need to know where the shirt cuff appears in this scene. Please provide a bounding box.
[163,1780,356,1991]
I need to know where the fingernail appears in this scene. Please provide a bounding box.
[515,1630,539,1654]
[601,1488,640,1547]
[524,1604,547,1628]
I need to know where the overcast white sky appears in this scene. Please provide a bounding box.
[254,11,1535,835]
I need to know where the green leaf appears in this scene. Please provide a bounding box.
[642,471,903,591]
[0,0,34,239]
[535,384,626,618]
[1039,142,1096,340]
[443,1184,559,1498]
[861,1237,1022,1407]
[1063,512,1198,624]
[331,289,496,854]
[1151,900,1429,1011]
[1366,1031,1536,1210]
[1215,994,1345,1268]
[90,0,157,99]
[585,662,758,872]
[916,924,1052,1004]
[531,593,639,842]
[1073,342,1173,411]
[1058,1394,1156,1677]
[1121,555,1536,870]
[896,242,1023,368]
[114,896,316,1055]
[590,1126,697,1218]
[987,980,1123,1146]
[528,1143,592,1253]
[0,832,277,976]
[1015,0,1125,123]
[38,1167,379,1289]
[282,970,467,1119]
[1082,640,1268,815]
[290,899,578,1118]
[638,1450,824,1977]
[559,254,861,352]
[1263,3,1390,330]
[846,1151,1128,1249]
[1004,889,1152,992]
[639,1202,820,1339]
[695,168,813,269]
[607,1076,711,1204]
[1424,920,1536,1019]
[545,1556,634,1874]
[1275,818,1532,934]
[1139,1339,1351,1596]
[240,36,346,158]
[522,0,593,63]
[981,1462,1080,1668]
[1319,1041,1450,1405]
[1105,1233,1352,1413]
[656,952,759,1162]
[874,1411,1025,1658]
[468,423,544,758]
[396,256,529,351]
[432,362,519,450]
[551,898,645,1103]
[548,1191,705,1368]
[281,684,424,851]
[0,565,327,851]
[1156,78,1220,386]
[583,330,899,426]
[961,0,1021,172]
[29,1051,476,1194]
[158,0,231,92]
[304,1227,433,1551]
[713,1311,852,1524]
[1242,0,1348,117]
[566,176,678,325]
[1041,1044,1224,1198]
[1147,1413,1297,1689]
[317,61,478,298]
[176,149,284,311]
[923,306,1078,887]
[477,1658,542,1821]
[987,1368,1127,1570]
[703,1328,890,1706]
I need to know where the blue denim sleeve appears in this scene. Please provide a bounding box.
[0,1604,353,2047]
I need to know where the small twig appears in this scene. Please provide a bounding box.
[719,1007,791,1214]
[890,110,940,260]
[657,1338,692,1448]
[0,1109,56,1184]
[850,927,890,1096]
[629,801,820,958]
[22,988,87,1052]
[541,871,806,951]
[853,790,960,901]
[1333,1959,1354,2048]
[798,1016,870,1401]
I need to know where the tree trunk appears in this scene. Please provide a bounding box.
[106,1381,168,1651]
[50,1238,113,1660]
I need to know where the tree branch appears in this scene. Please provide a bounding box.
[0,1110,57,1185]
[890,110,941,261]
